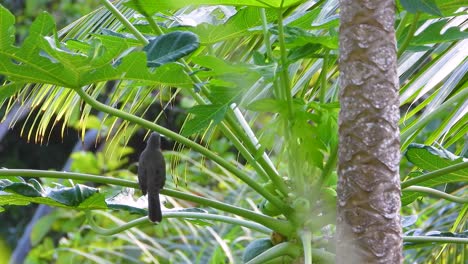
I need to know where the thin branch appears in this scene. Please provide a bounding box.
[0,169,293,234]
[404,235,468,244]
[86,211,272,235]
[100,0,148,44]
[404,186,468,204]
[401,161,468,188]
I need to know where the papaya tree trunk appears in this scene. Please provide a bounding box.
[336,0,402,262]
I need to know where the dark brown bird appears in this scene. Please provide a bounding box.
[138,132,166,222]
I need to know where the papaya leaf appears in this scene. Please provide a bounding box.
[0,179,42,197]
[192,55,252,77]
[124,0,305,14]
[400,0,443,16]
[210,85,247,105]
[402,144,468,205]
[106,203,147,216]
[246,98,287,113]
[176,7,277,44]
[181,104,228,136]
[106,190,147,216]
[274,26,338,50]
[0,6,194,89]
[405,144,467,175]
[143,31,200,67]
[412,20,468,45]
[0,179,107,209]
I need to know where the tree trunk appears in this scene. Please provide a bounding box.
[336,0,402,263]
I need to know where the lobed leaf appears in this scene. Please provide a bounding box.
[402,144,468,205]
[412,20,468,45]
[0,6,195,90]
[181,104,228,136]
[0,179,107,209]
[124,0,306,14]
[400,0,443,16]
[144,31,200,67]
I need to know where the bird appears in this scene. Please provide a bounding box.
[138,132,166,222]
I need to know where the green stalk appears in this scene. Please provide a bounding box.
[73,87,288,212]
[403,236,468,244]
[276,8,297,207]
[260,8,274,60]
[401,162,468,188]
[319,49,329,103]
[260,8,284,100]
[224,111,289,196]
[404,186,468,203]
[0,169,293,234]
[101,0,148,45]
[248,242,302,264]
[395,11,410,39]
[87,211,272,235]
[276,8,294,118]
[0,169,136,187]
[397,12,420,58]
[301,230,312,264]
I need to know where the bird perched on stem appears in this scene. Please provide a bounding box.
[138,132,166,222]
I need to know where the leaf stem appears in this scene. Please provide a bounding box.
[248,242,302,264]
[260,8,273,61]
[397,12,420,58]
[86,210,272,236]
[404,186,468,203]
[401,161,468,188]
[100,0,148,45]
[319,49,329,103]
[276,8,294,118]
[0,169,293,234]
[403,235,468,244]
[301,230,312,264]
[320,143,338,188]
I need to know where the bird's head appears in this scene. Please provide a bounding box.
[147,132,161,149]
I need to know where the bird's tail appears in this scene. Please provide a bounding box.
[148,191,162,222]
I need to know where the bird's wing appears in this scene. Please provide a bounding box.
[137,158,148,195]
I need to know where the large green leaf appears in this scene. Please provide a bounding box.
[279,26,338,50]
[400,0,443,16]
[405,144,467,174]
[0,6,193,89]
[401,144,468,205]
[411,20,468,45]
[181,104,228,136]
[0,178,107,209]
[397,0,466,18]
[175,7,277,45]
[0,177,159,216]
[192,55,265,86]
[124,0,305,14]
[143,31,200,67]
[246,98,288,113]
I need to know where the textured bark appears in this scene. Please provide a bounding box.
[337,0,402,263]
